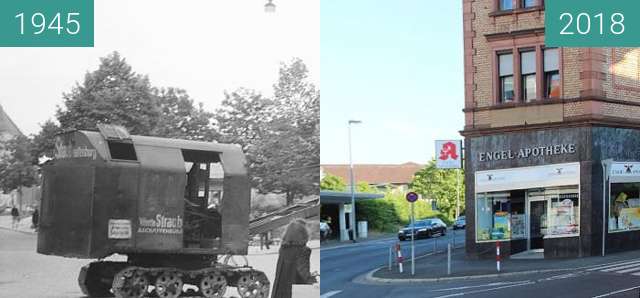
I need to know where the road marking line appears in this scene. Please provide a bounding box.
[614,266,640,274]
[592,285,640,298]
[631,272,640,276]
[320,290,342,298]
[587,259,640,271]
[601,262,640,272]
[433,281,535,298]
[431,281,531,292]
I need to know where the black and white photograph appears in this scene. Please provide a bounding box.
[0,1,319,298]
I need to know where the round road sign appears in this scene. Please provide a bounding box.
[406,192,419,203]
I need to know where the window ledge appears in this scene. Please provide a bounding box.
[489,6,544,17]
[464,97,563,112]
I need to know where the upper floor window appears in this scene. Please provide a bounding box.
[522,0,536,8]
[499,53,515,103]
[499,0,513,10]
[544,48,560,98]
[521,51,536,101]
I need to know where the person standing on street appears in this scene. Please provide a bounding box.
[272,219,318,298]
[11,206,20,230]
[31,208,39,231]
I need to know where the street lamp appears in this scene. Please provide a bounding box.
[348,120,362,242]
[264,0,276,13]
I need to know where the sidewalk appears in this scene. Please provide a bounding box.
[0,214,36,234]
[373,246,640,282]
[248,239,320,255]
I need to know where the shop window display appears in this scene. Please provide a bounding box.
[609,183,640,232]
[476,193,511,241]
[547,191,580,236]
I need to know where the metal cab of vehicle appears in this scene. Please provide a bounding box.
[36,125,270,298]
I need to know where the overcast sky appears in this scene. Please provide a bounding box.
[0,0,319,136]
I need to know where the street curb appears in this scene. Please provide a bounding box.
[361,266,577,284]
[361,255,640,284]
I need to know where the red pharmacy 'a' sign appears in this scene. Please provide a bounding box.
[435,140,462,169]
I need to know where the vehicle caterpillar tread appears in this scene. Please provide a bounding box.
[80,261,270,298]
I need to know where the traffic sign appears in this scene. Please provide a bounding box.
[406,192,419,203]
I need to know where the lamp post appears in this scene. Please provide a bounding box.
[264,0,276,12]
[348,120,362,242]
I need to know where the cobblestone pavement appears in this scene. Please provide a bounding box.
[0,228,319,297]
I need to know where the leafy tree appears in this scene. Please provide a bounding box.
[216,89,273,150]
[216,58,319,205]
[320,174,347,191]
[0,136,39,208]
[153,88,217,141]
[30,120,61,163]
[56,51,161,135]
[410,160,465,222]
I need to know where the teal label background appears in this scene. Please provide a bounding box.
[0,0,94,47]
[546,0,640,47]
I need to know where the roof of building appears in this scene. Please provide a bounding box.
[321,162,424,185]
[0,104,23,138]
[320,191,384,204]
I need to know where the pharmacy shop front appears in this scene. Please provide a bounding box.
[465,126,640,259]
[464,126,599,259]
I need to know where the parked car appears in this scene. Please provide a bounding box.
[398,218,447,241]
[453,215,466,230]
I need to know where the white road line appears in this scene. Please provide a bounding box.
[587,259,640,271]
[431,281,532,292]
[614,266,640,274]
[592,285,640,298]
[432,281,535,298]
[631,272,640,276]
[601,262,640,272]
[320,290,343,298]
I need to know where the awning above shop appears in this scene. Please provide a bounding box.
[475,162,580,193]
[320,191,384,204]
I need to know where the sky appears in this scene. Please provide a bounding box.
[320,0,464,165]
[0,0,319,136]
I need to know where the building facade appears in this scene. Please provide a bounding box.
[462,0,640,259]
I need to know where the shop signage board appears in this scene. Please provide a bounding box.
[610,162,640,183]
[436,140,462,169]
[478,144,577,162]
[475,162,580,193]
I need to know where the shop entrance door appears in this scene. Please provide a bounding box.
[528,200,547,250]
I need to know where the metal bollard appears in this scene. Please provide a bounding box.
[496,241,501,272]
[396,242,404,273]
[388,246,392,271]
[434,237,437,253]
[447,243,451,275]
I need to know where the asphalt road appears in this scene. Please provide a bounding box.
[0,228,319,298]
[320,228,465,297]
[320,229,640,298]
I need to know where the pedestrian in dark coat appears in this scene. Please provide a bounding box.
[10,206,20,229]
[271,219,317,298]
[31,209,39,230]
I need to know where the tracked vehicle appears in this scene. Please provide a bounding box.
[37,125,269,298]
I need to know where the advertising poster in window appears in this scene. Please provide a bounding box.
[492,211,510,240]
[511,214,526,239]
